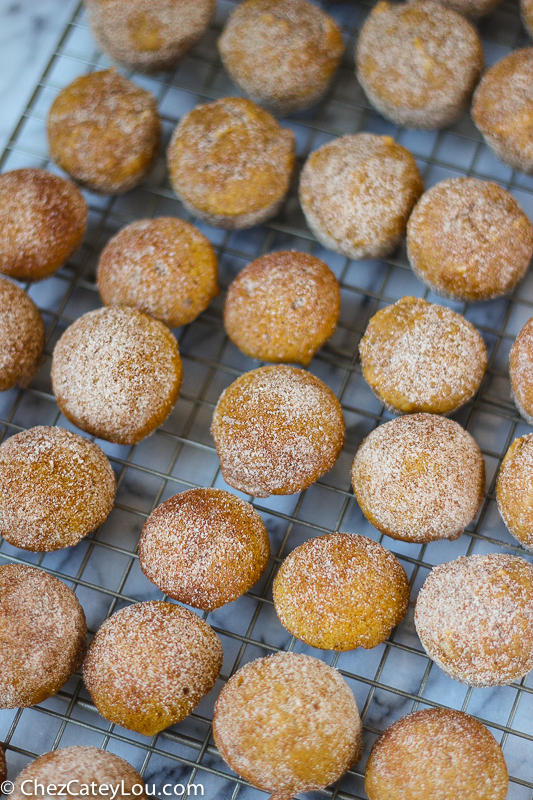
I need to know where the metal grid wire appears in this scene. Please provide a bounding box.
[2,0,533,797]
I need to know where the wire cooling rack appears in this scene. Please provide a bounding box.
[2,0,533,797]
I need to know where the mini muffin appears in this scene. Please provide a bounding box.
[47,69,161,194]
[365,708,508,800]
[497,434,533,551]
[167,97,295,229]
[351,414,485,543]
[0,278,45,391]
[224,251,340,365]
[51,306,182,445]
[356,1,483,130]
[139,488,270,610]
[0,564,86,708]
[0,426,116,552]
[472,49,533,174]
[11,747,147,800]
[83,601,223,736]
[213,652,363,799]
[85,0,215,73]
[97,217,219,328]
[407,178,533,302]
[299,134,423,260]
[211,365,345,497]
[273,532,409,650]
[218,0,344,115]
[415,553,533,686]
[522,0,533,39]
[359,296,487,414]
[424,0,502,18]
[0,169,87,281]
[510,317,533,424]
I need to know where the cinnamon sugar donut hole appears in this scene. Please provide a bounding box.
[365,709,508,800]
[97,218,219,328]
[139,488,270,610]
[510,317,533,424]
[273,533,409,651]
[0,169,87,281]
[47,69,161,194]
[407,178,533,302]
[0,426,116,552]
[497,434,533,551]
[472,49,533,174]
[0,564,86,708]
[11,747,147,800]
[167,97,295,229]
[83,601,223,736]
[351,414,485,544]
[52,307,182,445]
[85,0,215,73]
[522,0,533,39]
[224,251,340,365]
[0,278,45,392]
[299,134,423,260]
[415,553,533,686]
[211,365,345,497]
[359,296,487,414]
[356,1,483,130]
[213,652,363,800]
[218,0,344,115]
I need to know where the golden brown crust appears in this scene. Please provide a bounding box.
[85,0,215,73]
[497,434,533,551]
[299,133,423,260]
[407,178,533,302]
[356,1,483,130]
[167,97,295,229]
[0,564,87,709]
[97,217,219,328]
[0,426,116,552]
[139,488,270,610]
[51,306,182,445]
[47,69,161,194]
[210,365,345,497]
[510,317,533,424]
[365,709,508,800]
[0,169,87,281]
[472,48,533,174]
[83,601,223,737]
[224,251,340,365]
[0,277,45,391]
[273,532,409,650]
[218,0,344,115]
[359,296,487,414]
[213,652,363,798]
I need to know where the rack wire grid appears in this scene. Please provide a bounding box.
[2,0,533,797]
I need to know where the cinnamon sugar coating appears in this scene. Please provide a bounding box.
[351,414,485,544]
[83,601,223,736]
[51,307,182,445]
[365,709,508,800]
[167,97,295,229]
[407,178,533,302]
[211,365,345,498]
[522,0,533,39]
[510,317,533,424]
[0,564,86,708]
[273,532,409,650]
[472,49,533,174]
[299,133,423,260]
[11,747,147,800]
[415,554,533,686]
[497,434,533,551]
[139,488,270,611]
[359,296,487,414]
[419,0,502,17]
[97,217,219,328]
[218,0,344,115]
[0,277,45,392]
[356,1,483,130]
[213,652,363,799]
[47,69,161,194]
[0,169,87,281]
[85,0,215,73]
[224,251,340,366]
